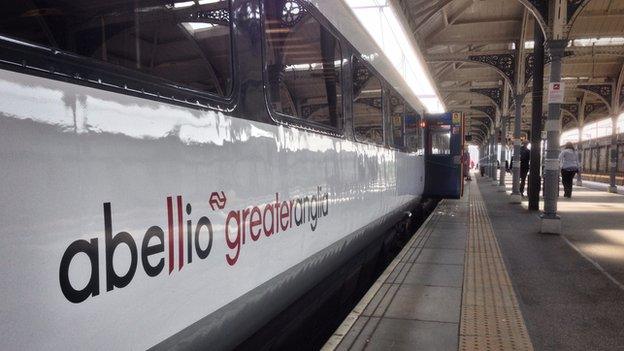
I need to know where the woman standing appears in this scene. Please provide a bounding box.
[559,142,580,198]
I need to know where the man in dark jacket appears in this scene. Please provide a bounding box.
[519,140,530,196]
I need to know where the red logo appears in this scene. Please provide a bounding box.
[209,191,227,210]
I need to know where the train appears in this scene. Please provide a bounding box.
[0,0,431,349]
[575,135,624,185]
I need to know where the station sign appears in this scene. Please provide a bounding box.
[452,112,462,125]
[548,82,565,104]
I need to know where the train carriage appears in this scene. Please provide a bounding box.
[0,0,429,349]
[576,135,624,185]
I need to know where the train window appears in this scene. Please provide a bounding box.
[431,125,451,155]
[405,105,422,153]
[0,1,233,97]
[264,2,343,130]
[352,57,383,144]
[389,92,405,149]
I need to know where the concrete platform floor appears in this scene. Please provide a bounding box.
[481,173,624,350]
[496,172,624,285]
[324,179,533,351]
[323,198,468,351]
[325,172,624,351]
[580,180,624,195]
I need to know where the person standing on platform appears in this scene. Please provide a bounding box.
[559,142,580,198]
[463,150,472,181]
[519,140,531,196]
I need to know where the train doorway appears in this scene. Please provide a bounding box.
[424,112,465,199]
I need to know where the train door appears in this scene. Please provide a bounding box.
[424,112,465,198]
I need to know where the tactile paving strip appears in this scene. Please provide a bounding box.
[459,186,534,351]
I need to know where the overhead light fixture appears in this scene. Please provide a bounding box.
[173,0,222,8]
[573,37,624,47]
[182,22,216,34]
[345,0,445,113]
[173,1,195,8]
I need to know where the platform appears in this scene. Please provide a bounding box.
[324,174,624,351]
[573,179,624,196]
[323,179,533,351]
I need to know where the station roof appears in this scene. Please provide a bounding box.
[396,0,624,145]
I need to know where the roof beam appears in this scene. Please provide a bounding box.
[425,0,474,42]
[440,86,502,93]
[413,0,457,33]
[426,45,624,61]
[452,17,523,26]
[411,1,441,19]
[447,0,475,23]
[580,9,624,18]
[616,60,624,112]
[427,37,517,47]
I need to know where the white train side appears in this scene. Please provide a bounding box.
[0,0,427,349]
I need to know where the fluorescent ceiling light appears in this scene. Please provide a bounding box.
[174,0,222,8]
[345,0,445,113]
[525,37,624,49]
[562,76,589,80]
[573,37,624,47]
[182,22,216,34]
[174,1,195,8]
[524,40,569,49]
[284,60,345,72]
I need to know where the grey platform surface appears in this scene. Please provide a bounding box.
[326,195,469,351]
[480,176,624,351]
[325,171,624,351]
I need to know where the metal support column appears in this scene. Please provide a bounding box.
[499,85,510,190]
[576,146,583,186]
[576,101,586,186]
[487,139,492,178]
[540,0,567,233]
[510,9,529,203]
[540,39,567,234]
[483,142,490,177]
[528,19,545,211]
[510,95,523,202]
[483,137,492,178]
[483,140,492,178]
[481,142,485,177]
[490,136,496,182]
[480,144,486,177]
[609,115,618,193]
[498,116,508,190]
[483,138,490,177]
[482,141,488,177]
[490,127,498,182]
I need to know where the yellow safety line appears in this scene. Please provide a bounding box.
[459,183,534,351]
